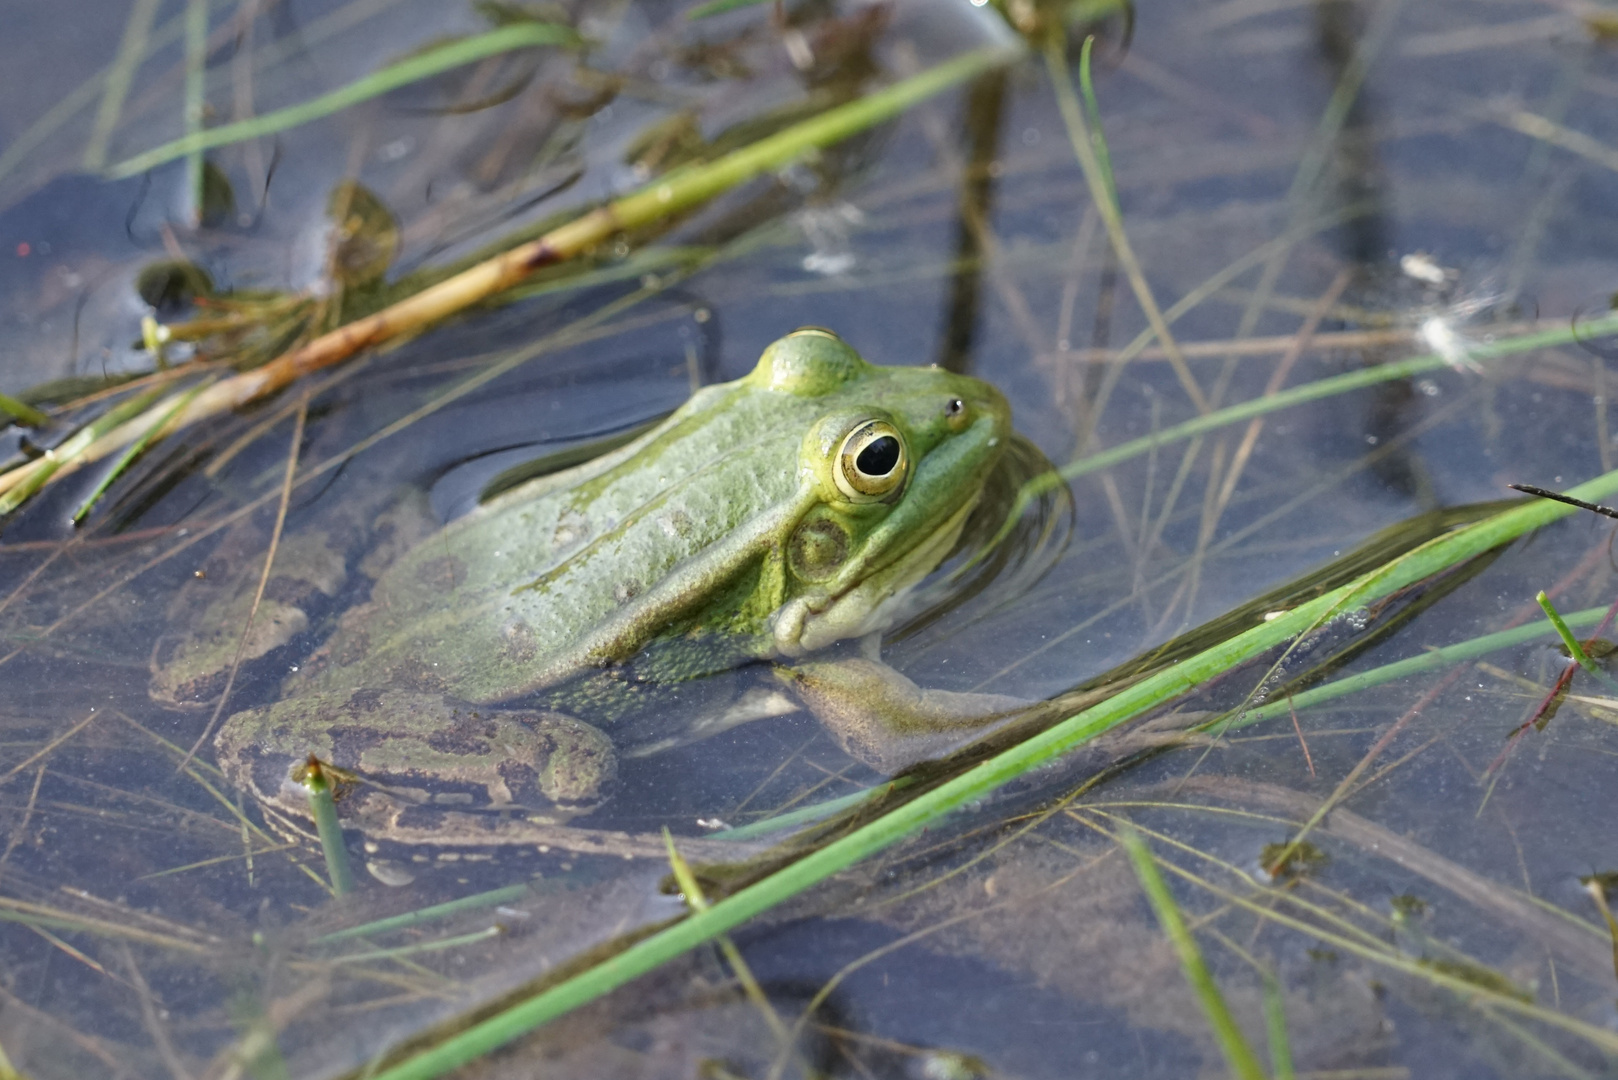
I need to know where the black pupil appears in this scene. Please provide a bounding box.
[856,435,901,476]
[946,398,963,415]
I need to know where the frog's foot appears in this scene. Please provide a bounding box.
[779,658,1029,775]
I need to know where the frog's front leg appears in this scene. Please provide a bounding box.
[779,657,1029,774]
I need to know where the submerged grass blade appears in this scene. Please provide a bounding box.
[360,467,1618,1080]
[70,380,211,524]
[1262,975,1295,1080]
[182,0,209,224]
[974,312,1618,561]
[106,22,582,178]
[313,884,529,945]
[1118,826,1267,1080]
[82,0,163,169]
[328,926,502,964]
[1045,32,1205,414]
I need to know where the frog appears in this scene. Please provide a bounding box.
[176,328,1030,860]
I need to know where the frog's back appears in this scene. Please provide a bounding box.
[310,381,811,703]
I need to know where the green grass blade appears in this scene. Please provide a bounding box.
[1118,826,1268,1080]
[359,466,1618,1080]
[328,927,502,964]
[1076,37,1116,208]
[1532,591,1618,693]
[0,385,166,517]
[107,22,581,178]
[183,0,209,223]
[1262,975,1295,1080]
[686,0,771,17]
[313,884,530,945]
[1227,604,1609,731]
[0,393,49,428]
[71,380,211,524]
[82,0,163,169]
[302,759,355,897]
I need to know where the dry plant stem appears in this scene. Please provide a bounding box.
[1044,35,1207,414]
[1582,880,1618,980]
[664,831,794,1050]
[19,43,1015,500]
[1262,649,1458,879]
[1209,269,1353,530]
[1172,778,1613,982]
[121,943,195,1080]
[0,712,97,790]
[1264,557,1612,870]
[1495,105,1618,175]
[179,393,307,770]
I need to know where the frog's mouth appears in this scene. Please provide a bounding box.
[772,490,981,657]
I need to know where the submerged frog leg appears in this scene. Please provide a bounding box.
[620,686,801,759]
[150,523,349,705]
[779,657,1029,775]
[149,485,433,707]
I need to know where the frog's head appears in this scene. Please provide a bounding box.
[752,328,1012,656]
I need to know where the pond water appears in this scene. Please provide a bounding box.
[2,0,1618,1076]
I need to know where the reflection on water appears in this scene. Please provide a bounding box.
[3,0,1618,1075]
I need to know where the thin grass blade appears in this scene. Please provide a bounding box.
[107,22,582,178]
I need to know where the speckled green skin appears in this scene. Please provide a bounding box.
[213,329,1010,835]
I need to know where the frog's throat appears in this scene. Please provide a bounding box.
[772,491,981,657]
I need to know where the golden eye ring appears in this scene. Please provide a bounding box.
[834,420,908,502]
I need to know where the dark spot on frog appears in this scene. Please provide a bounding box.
[415,554,466,590]
[343,688,387,714]
[328,626,370,669]
[159,663,228,706]
[385,658,450,694]
[262,574,324,606]
[497,760,540,802]
[424,709,498,757]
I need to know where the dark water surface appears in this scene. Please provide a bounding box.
[2,0,1618,1076]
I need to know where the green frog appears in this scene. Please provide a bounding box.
[168,328,1029,860]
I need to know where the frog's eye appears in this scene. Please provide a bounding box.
[944,397,970,432]
[835,420,908,502]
